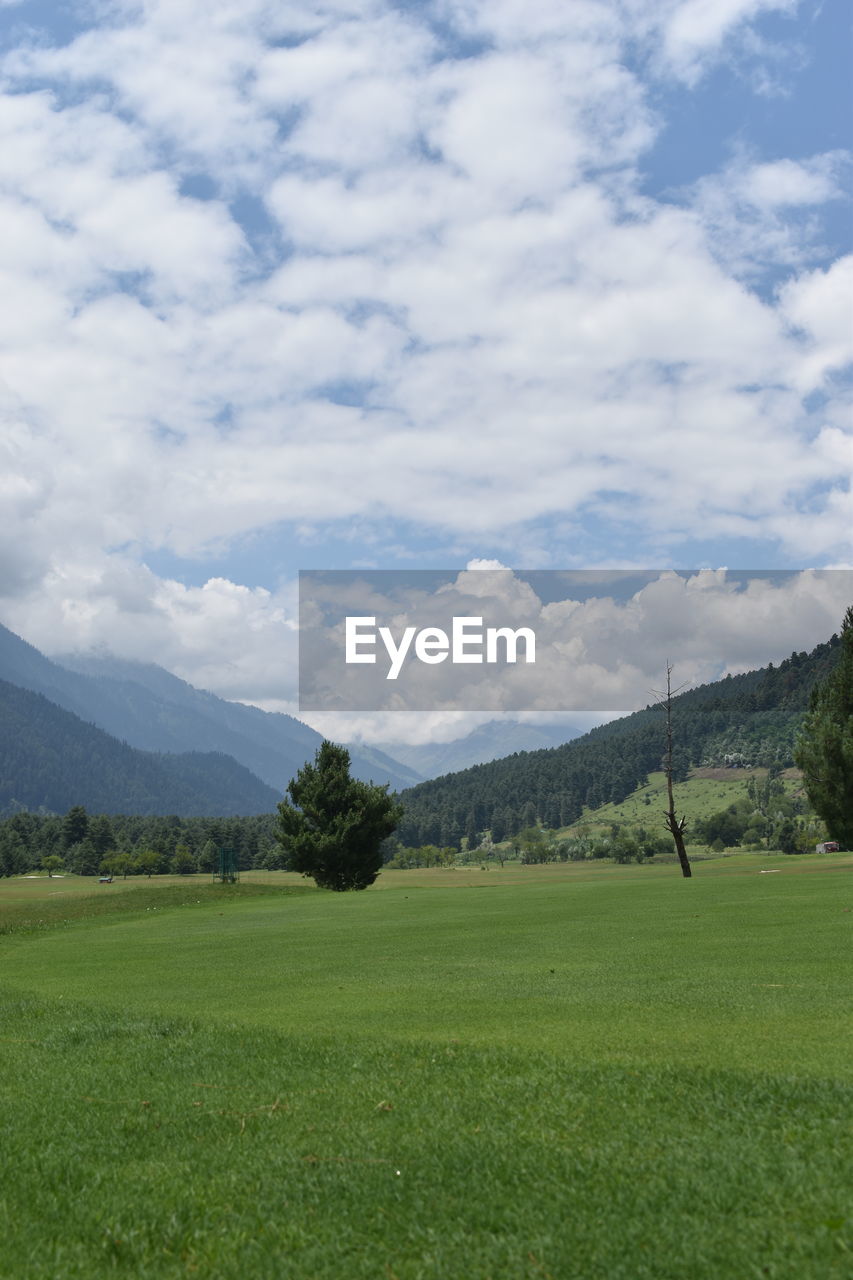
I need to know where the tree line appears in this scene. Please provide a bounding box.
[0,807,283,879]
[0,742,402,892]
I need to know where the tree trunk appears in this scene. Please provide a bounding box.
[659,663,692,879]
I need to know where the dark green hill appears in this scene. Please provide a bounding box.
[55,650,422,792]
[0,679,280,816]
[0,624,421,793]
[395,633,843,848]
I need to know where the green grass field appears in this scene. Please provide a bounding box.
[567,767,807,835]
[1,857,851,1278]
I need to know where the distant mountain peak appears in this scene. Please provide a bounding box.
[376,718,583,780]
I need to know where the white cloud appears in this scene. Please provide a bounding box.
[1,555,299,704]
[687,150,851,277]
[297,567,853,719]
[778,256,853,389]
[743,156,845,208]
[0,0,848,699]
[654,0,799,84]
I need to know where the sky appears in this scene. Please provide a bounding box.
[0,0,850,743]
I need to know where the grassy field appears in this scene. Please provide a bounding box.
[567,767,807,836]
[1,857,851,1278]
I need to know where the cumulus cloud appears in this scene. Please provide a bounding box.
[688,150,851,277]
[651,0,799,85]
[0,554,299,704]
[0,0,849,710]
[778,256,853,389]
[298,567,853,714]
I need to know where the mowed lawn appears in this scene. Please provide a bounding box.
[1,857,851,1279]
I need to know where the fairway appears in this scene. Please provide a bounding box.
[1,857,851,1278]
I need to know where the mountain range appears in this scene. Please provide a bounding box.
[0,623,421,812]
[0,622,584,816]
[6,619,839,824]
[0,678,281,817]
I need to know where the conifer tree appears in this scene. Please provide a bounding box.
[277,741,403,891]
[795,607,853,847]
[62,805,89,850]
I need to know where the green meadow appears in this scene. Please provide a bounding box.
[1,857,851,1278]
[569,767,806,833]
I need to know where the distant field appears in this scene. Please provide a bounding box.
[1,854,851,1278]
[567,767,807,835]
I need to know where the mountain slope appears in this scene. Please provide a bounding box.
[395,632,844,847]
[58,651,423,791]
[0,680,281,816]
[0,625,421,792]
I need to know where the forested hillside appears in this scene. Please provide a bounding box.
[0,624,420,793]
[0,680,280,817]
[394,634,843,849]
[0,624,417,793]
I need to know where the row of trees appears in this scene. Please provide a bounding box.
[0,743,401,890]
[382,823,675,869]
[511,823,673,865]
[0,806,282,879]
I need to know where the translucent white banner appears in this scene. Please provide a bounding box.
[298,568,852,712]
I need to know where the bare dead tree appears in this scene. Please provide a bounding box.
[653,662,692,879]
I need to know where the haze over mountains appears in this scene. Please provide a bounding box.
[0,678,281,817]
[377,720,583,779]
[0,622,587,816]
[54,648,421,793]
[0,623,420,808]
